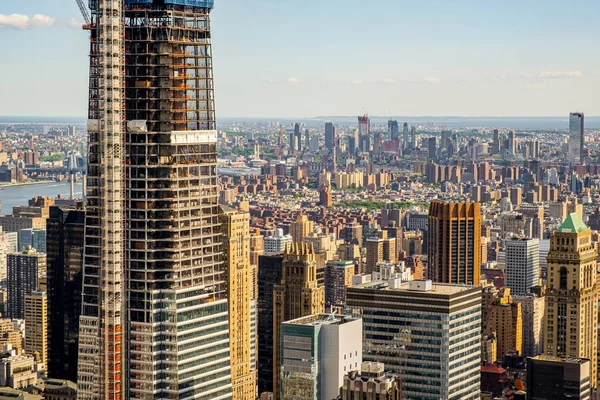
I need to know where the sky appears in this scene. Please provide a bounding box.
[1,0,600,118]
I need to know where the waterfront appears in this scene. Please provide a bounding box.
[0,181,84,215]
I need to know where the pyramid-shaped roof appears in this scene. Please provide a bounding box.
[557,213,589,233]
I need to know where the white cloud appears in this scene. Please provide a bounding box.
[67,18,85,29]
[352,80,364,85]
[0,13,55,29]
[538,70,582,79]
[287,77,300,85]
[421,77,441,84]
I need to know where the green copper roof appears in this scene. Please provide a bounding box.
[557,213,589,233]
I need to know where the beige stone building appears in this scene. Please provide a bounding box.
[544,213,598,389]
[221,208,257,400]
[272,242,325,398]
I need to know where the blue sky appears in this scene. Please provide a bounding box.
[1,0,599,118]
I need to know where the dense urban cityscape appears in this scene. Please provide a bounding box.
[1,0,600,400]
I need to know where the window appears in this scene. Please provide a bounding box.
[560,267,568,290]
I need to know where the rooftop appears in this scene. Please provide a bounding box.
[532,355,590,365]
[351,280,475,295]
[284,313,359,327]
[557,213,589,234]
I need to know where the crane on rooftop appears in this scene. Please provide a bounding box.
[75,0,92,30]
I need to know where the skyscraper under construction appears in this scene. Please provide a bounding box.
[78,1,232,399]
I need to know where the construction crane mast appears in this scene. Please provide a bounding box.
[75,0,92,29]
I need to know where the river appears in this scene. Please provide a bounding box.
[0,181,84,215]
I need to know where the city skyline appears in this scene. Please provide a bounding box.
[2,0,600,118]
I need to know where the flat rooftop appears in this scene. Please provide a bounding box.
[284,313,359,326]
[351,280,475,295]
[532,355,590,365]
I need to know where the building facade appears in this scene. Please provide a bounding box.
[427,201,482,285]
[526,356,591,400]
[24,291,48,366]
[340,362,402,400]
[7,249,46,320]
[46,206,84,382]
[222,208,257,400]
[544,213,598,389]
[280,314,362,400]
[347,280,481,400]
[272,243,325,398]
[505,237,540,296]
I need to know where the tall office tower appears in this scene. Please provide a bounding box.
[441,130,452,150]
[358,115,370,136]
[304,129,309,151]
[427,201,482,285]
[569,112,584,165]
[46,206,85,381]
[483,288,522,358]
[288,131,296,152]
[325,260,355,308]
[123,1,232,398]
[272,243,325,398]
[222,208,257,400]
[279,314,362,400]
[24,291,48,366]
[76,0,127,398]
[388,120,399,140]
[340,362,403,400]
[249,229,264,300]
[257,254,284,394]
[347,280,481,400]
[527,356,591,400]
[513,293,545,358]
[80,0,232,398]
[402,123,409,150]
[278,125,284,147]
[7,248,46,320]
[325,122,336,152]
[505,237,540,296]
[289,214,314,244]
[492,129,500,154]
[428,137,437,159]
[544,213,598,388]
[508,130,516,154]
[410,125,416,150]
[373,132,383,156]
[294,123,302,150]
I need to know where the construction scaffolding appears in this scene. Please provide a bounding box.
[77,1,126,400]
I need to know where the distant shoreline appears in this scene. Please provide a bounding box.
[0,180,57,188]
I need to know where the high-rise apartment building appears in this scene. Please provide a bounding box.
[514,292,545,358]
[289,214,314,244]
[569,112,584,165]
[325,122,336,152]
[402,123,409,150]
[483,288,522,358]
[325,260,355,308]
[24,291,48,366]
[78,1,232,399]
[505,237,540,296]
[347,280,481,400]
[222,208,257,400]
[544,213,598,388]
[427,201,482,285]
[46,206,84,382]
[272,243,325,398]
[7,248,46,320]
[257,254,284,394]
[17,229,46,253]
[279,314,362,400]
